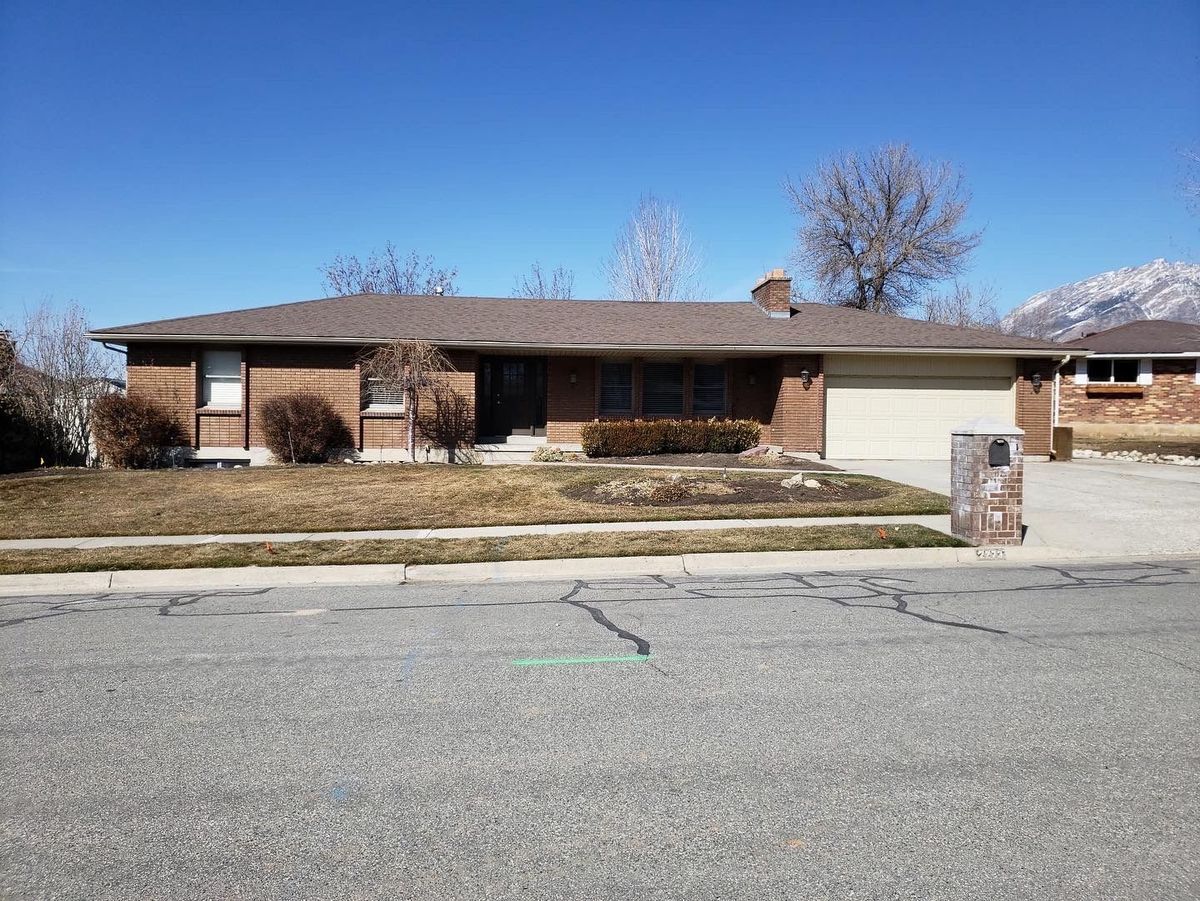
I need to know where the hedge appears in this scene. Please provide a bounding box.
[580,419,761,457]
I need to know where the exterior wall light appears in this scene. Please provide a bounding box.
[569,370,577,385]
[800,368,813,388]
[748,371,757,386]
[1031,372,1042,392]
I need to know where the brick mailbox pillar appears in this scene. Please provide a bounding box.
[950,420,1024,546]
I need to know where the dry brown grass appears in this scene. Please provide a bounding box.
[0,464,948,539]
[0,524,964,575]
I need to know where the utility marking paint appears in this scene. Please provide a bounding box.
[512,655,651,667]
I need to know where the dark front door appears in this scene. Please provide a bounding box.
[480,357,546,438]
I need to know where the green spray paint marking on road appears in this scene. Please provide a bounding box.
[512,655,652,667]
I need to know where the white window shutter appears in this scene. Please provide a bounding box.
[1074,358,1088,385]
[1137,358,1153,386]
[206,378,242,407]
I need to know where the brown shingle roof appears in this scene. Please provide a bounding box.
[1064,319,1200,354]
[90,293,1068,354]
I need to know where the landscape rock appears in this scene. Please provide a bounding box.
[803,479,822,489]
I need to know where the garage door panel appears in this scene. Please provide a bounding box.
[825,355,1016,460]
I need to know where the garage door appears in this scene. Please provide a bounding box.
[825,355,1016,460]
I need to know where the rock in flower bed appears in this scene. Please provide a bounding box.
[1075,448,1200,466]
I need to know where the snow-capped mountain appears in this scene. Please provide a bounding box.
[1001,259,1200,341]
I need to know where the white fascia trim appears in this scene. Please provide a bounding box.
[1082,352,1200,358]
[87,333,1074,358]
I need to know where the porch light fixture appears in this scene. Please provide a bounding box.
[747,371,757,386]
[800,368,812,388]
[1031,372,1043,392]
[569,370,577,385]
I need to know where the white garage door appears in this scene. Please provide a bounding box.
[825,355,1016,460]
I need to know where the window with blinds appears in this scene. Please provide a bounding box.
[642,361,683,416]
[692,363,726,415]
[599,362,633,414]
[364,378,405,410]
[201,349,242,408]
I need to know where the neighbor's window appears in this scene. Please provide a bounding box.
[1086,358,1139,383]
[364,377,404,410]
[642,361,684,416]
[201,349,242,407]
[599,362,633,414]
[692,363,726,415]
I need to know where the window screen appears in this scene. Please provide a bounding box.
[365,377,404,409]
[642,362,684,416]
[692,363,726,415]
[599,362,633,413]
[202,349,241,407]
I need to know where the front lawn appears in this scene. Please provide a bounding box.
[0,464,948,539]
[0,524,963,575]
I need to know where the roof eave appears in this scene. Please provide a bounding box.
[87,332,1073,357]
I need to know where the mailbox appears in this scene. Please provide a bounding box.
[988,438,1011,467]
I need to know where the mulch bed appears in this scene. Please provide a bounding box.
[586,453,840,471]
[563,473,882,507]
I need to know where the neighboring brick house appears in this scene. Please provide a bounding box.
[1059,320,1200,439]
[88,270,1069,464]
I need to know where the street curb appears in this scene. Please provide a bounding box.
[0,545,1176,596]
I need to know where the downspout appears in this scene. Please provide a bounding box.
[1051,354,1071,428]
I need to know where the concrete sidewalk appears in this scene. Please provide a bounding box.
[0,513,953,551]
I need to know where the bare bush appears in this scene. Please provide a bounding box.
[787,143,981,315]
[321,242,458,296]
[92,394,186,469]
[260,393,353,464]
[603,194,703,301]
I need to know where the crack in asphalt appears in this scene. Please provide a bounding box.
[562,580,652,656]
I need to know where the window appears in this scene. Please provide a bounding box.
[692,363,726,415]
[599,362,633,414]
[1086,358,1140,383]
[642,361,684,415]
[364,377,404,410]
[201,349,241,407]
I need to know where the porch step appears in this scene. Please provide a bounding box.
[474,446,540,465]
[477,435,547,447]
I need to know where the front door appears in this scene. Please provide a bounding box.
[479,357,546,438]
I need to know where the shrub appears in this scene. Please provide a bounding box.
[261,392,353,464]
[92,394,187,469]
[0,403,43,473]
[580,419,761,457]
[531,445,573,463]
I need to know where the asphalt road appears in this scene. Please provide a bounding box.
[3,560,1199,900]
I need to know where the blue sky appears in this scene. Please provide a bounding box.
[1,0,1197,328]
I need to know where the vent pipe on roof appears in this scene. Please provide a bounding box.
[434,285,445,296]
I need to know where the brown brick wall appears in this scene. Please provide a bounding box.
[247,345,359,448]
[198,411,243,447]
[769,355,824,453]
[1015,359,1053,456]
[546,356,596,444]
[126,343,197,445]
[1060,359,1200,427]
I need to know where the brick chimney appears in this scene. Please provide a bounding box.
[751,269,792,318]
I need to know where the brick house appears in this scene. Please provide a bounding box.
[88,270,1069,464]
[1058,320,1200,439]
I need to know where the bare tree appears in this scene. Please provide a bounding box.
[321,242,458,296]
[360,339,455,462]
[787,143,981,315]
[603,194,703,301]
[512,262,575,299]
[8,300,118,465]
[922,282,1001,330]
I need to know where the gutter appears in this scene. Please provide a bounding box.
[85,332,1075,358]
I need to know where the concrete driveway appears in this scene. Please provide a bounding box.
[829,457,1200,556]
